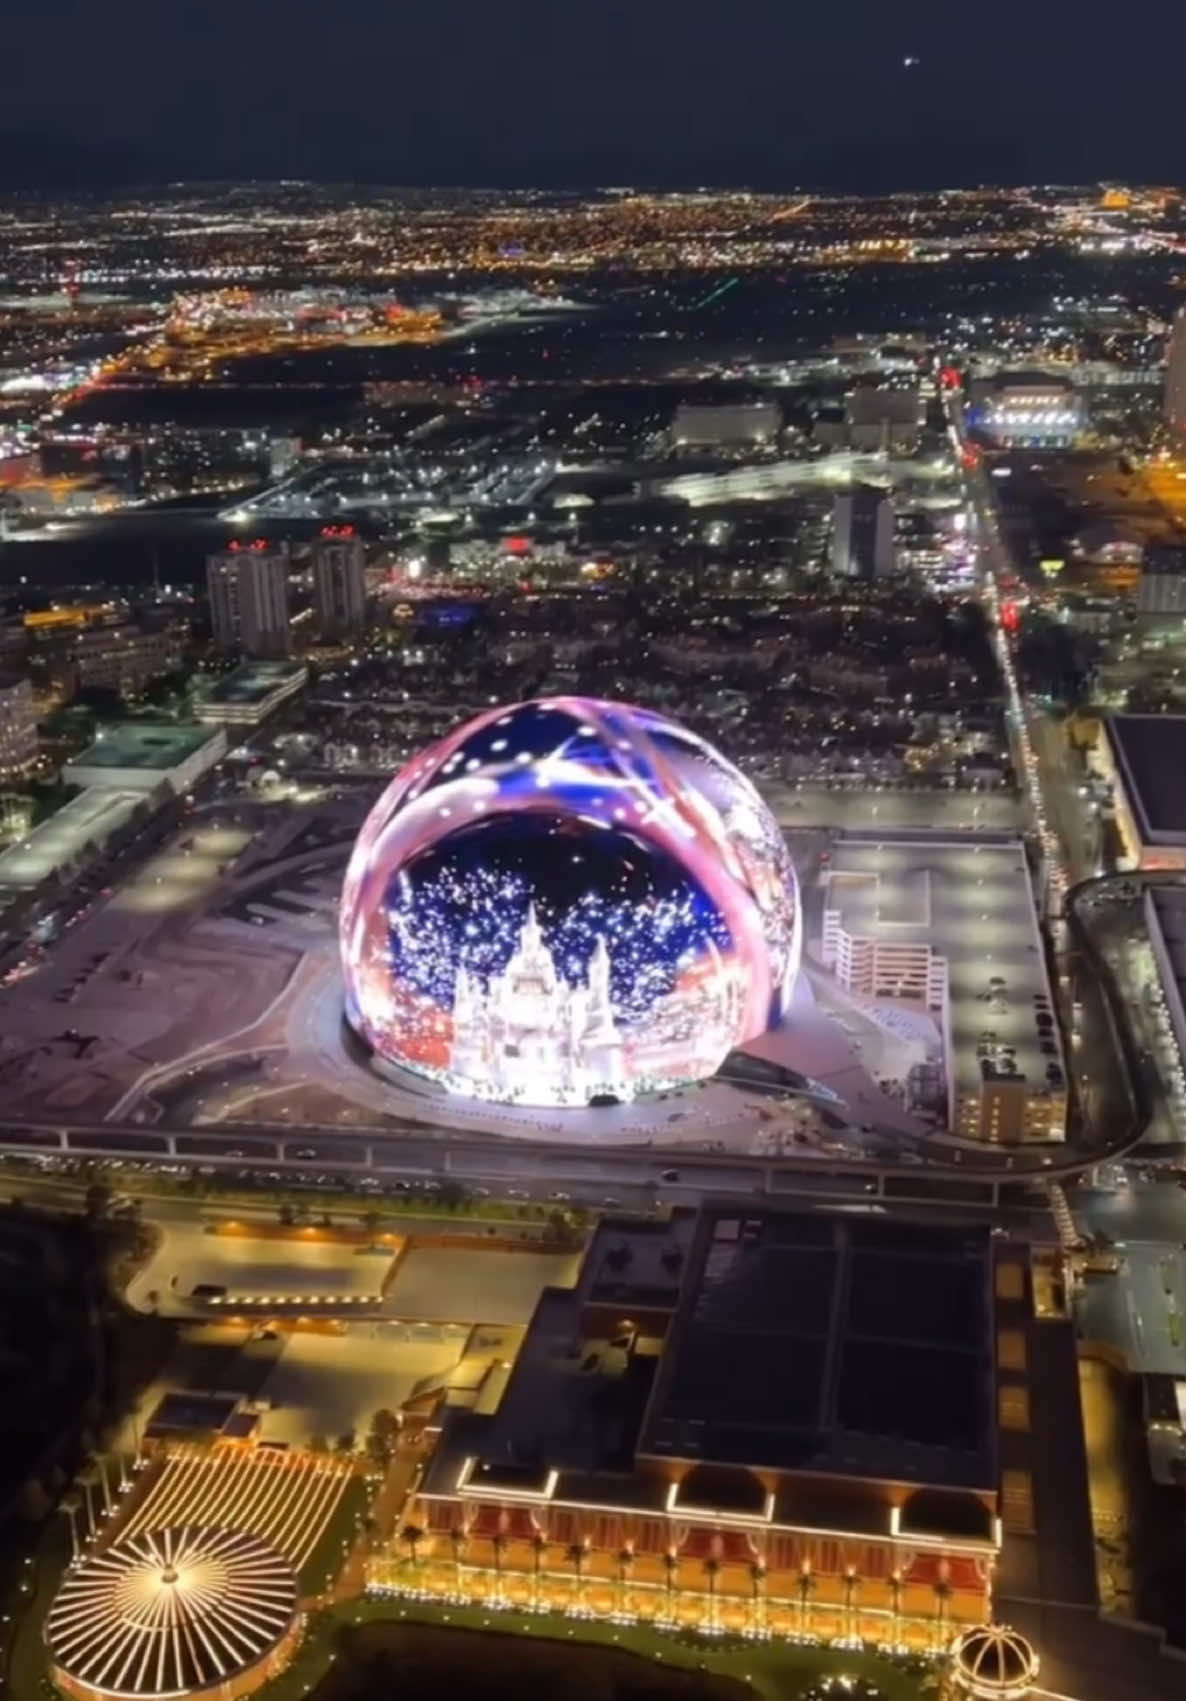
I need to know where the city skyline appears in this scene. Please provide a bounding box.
[3,165,1186,1701]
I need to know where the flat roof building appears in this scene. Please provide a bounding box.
[56,623,181,699]
[671,399,781,449]
[844,383,921,453]
[821,836,1065,1142]
[971,372,1085,448]
[1137,546,1186,616]
[62,720,226,794]
[391,1204,1003,1642]
[1144,885,1186,1087]
[193,659,307,727]
[1096,714,1186,869]
[0,786,145,892]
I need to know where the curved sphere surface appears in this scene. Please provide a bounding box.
[340,697,800,1107]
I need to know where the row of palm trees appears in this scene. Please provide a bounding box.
[60,1451,139,1561]
[396,1525,956,1642]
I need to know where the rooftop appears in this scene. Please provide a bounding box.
[0,786,144,890]
[641,1207,997,1491]
[420,1206,999,1526]
[1148,885,1186,995]
[198,660,307,707]
[68,720,221,772]
[1105,714,1186,842]
[455,1287,662,1487]
[824,834,1063,1103]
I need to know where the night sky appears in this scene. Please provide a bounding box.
[2,0,1184,191]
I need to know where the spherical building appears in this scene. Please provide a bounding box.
[46,1526,300,1701]
[340,697,800,1107]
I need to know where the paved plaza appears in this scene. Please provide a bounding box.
[0,784,1044,1153]
[127,1222,397,1314]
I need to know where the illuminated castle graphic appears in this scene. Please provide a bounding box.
[450,905,626,1101]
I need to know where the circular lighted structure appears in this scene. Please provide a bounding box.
[340,696,800,1107]
[46,1526,300,1701]
[949,1623,1039,1701]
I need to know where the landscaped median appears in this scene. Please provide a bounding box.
[0,1154,599,1243]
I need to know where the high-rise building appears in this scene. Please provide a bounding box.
[1165,308,1186,435]
[239,548,291,657]
[311,530,366,638]
[0,673,38,777]
[206,552,241,652]
[831,484,894,578]
[206,543,291,657]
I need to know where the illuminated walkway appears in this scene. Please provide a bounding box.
[367,1554,962,1654]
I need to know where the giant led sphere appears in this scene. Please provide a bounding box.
[340,697,800,1107]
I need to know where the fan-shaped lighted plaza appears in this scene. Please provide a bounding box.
[41,1444,357,1701]
[339,696,801,1107]
[46,1526,299,1701]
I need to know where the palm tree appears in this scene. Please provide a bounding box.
[400,1523,424,1570]
[702,1556,721,1632]
[843,1567,859,1640]
[61,1495,81,1563]
[78,1473,96,1539]
[491,1531,508,1598]
[932,1575,952,1649]
[616,1546,634,1615]
[449,1526,468,1595]
[662,1550,680,1622]
[748,1560,767,1634]
[92,1456,112,1515]
[889,1570,903,1643]
[797,1562,815,1636]
[530,1532,548,1609]
[566,1540,587,1608]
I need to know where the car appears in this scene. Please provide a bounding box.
[548,1190,571,1202]
[660,1168,681,1182]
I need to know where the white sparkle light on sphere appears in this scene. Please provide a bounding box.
[340,696,801,1108]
